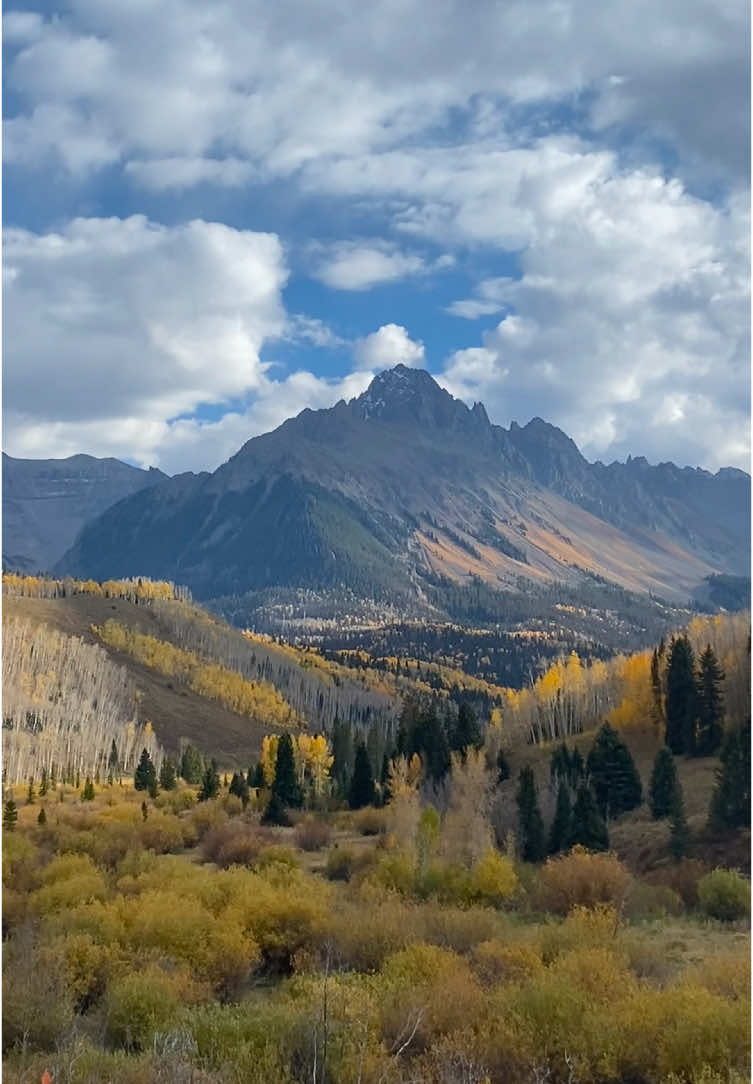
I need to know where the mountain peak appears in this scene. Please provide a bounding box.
[352,365,481,433]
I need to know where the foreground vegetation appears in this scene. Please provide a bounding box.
[3,763,750,1084]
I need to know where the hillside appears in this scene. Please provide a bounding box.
[56,366,750,625]
[2,452,168,572]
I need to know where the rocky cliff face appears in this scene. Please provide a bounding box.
[47,366,750,611]
[2,453,168,572]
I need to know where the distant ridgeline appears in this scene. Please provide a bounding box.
[2,572,192,603]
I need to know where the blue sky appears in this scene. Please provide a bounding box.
[3,0,750,475]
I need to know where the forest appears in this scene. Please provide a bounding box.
[2,574,750,1083]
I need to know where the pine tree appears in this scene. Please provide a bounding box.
[415,704,451,782]
[665,636,698,754]
[708,719,751,830]
[349,742,376,809]
[180,744,204,784]
[159,758,178,791]
[496,749,511,784]
[695,645,725,756]
[649,746,678,819]
[229,771,250,808]
[81,778,95,801]
[516,765,546,862]
[569,747,586,788]
[39,767,48,797]
[3,800,18,831]
[27,778,35,805]
[550,743,572,789]
[250,763,265,789]
[108,739,120,779]
[570,784,609,851]
[261,790,289,826]
[134,748,157,792]
[650,640,666,726]
[548,782,573,854]
[587,724,642,819]
[452,703,482,756]
[331,718,354,797]
[669,780,690,861]
[37,806,47,826]
[198,760,220,802]
[269,734,302,810]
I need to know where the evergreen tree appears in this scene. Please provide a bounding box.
[349,742,376,809]
[550,743,572,789]
[570,784,609,851]
[27,778,35,805]
[708,719,751,830]
[451,703,482,756]
[331,717,354,797]
[695,645,725,756]
[39,767,48,797]
[37,806,47,826]
[587,723,642,819]
[269,734,302,810]
[134,748,157,792]
[261,790,289,826]
[3,800,18,831]
[548,782,573,855]
[198,759,220,802]
[250,763,265,789]
[108,739,120,778]
[229,771,250,808]
[650,640,666,726]
[649,746,678,819]
[179,744,204,784]
[665,636,697,754]
[496,749,511,784]
[669,780,690,861]
[159,757,178,791]
[516,765,546,862]
[50,763,57,789]
[569,747,586,788]
[414,704,451,782]
[82,778,95,801]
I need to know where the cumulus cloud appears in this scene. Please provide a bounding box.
[353,324,425,371]
[311,241,426,290]
[3,215,288,465]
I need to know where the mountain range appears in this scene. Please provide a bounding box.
[4,366,749,622]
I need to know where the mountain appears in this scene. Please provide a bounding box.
[2,453,168,573]
[55,366,749,617]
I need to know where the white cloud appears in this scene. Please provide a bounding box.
[3,216,288,465]
[446,277,515,319]
[353,324,425,371]
[125,157,257,191]
[311,241,426,291]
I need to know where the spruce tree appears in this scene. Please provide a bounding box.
[570,784,609,851]
[516,765,546,862]
[569,747,586,788]
[198,759,220,802]
[269,734,302,810]
[250,763,265,789]
[229,771,250,808]
[587,723,642,819]
[3,800,18,831]
[261,790,289,826]
[179,744,204,784]
[349,742,376,809]
[159,758,177,791]
[134,748,157,792]
[708,719,751,830]
[669,780,690,860]
[39,767,48,797]
[331,718,354,797]
[695,645,725,756]
[81,778,95,801]
[37,806,47,826]
[665,636,697,754]
[452,703,482,756]
[415,704,451,782]
[548,782,573,855]
[108,739,120,779]
[649,746,678,819]
[550,743,572,789]
[650,640,666,726]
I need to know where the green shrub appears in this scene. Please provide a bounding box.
[104,966,189,1050]
[698,869,750,922]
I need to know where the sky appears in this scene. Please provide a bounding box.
[2,0,750,475]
